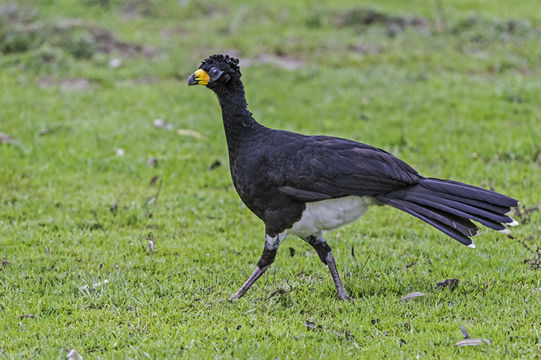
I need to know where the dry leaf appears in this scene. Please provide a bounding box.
[304,321,322,332]
[435,278,459,290]
[208,159,221,170]
[400,292,425,301]
[456,325,491,346]
[80,279,109,291]
[455,338,491,346]
[147,157,158,167]
[177,129,205,140]
[67,349,83,359]
[19,314,35,319]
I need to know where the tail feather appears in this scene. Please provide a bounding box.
[387,197,478,236]
[399,192,510,230]
[421,178,517,208]
[387,198,478,237]
[383,198,474,246]
[378,178,519,246]
[412,184,510,215]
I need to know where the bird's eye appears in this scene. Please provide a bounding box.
[210,68,219,76]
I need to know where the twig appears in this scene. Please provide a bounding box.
[360,253,372,273]
[143,178,163,218]
[139,232,156,274]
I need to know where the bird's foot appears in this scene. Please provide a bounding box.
[338,291,352,301]
[228,290,244,302]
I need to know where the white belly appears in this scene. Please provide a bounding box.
[288,196,372,238]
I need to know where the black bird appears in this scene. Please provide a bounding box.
[188,54,519,301]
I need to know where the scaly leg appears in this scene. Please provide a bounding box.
[305,234,351,300]
[229,233,285,301]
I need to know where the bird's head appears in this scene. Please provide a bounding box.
[188,54,242,91]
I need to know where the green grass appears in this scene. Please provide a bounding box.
[1,0,540,358]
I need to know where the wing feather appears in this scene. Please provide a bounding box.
[272,134,422,202]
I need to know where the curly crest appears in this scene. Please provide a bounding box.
[200,54,241,76]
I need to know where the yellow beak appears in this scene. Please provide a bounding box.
[188,69,209,86]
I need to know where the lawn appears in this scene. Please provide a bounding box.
[1,0,540,358]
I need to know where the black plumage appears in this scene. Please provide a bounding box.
[188,54,519,301]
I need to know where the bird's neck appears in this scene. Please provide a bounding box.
[214,82,263,155]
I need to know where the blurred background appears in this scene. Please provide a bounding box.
[0,0,540,358]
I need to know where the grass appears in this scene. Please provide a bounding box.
[1,0,540,358]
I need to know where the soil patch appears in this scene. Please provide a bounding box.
[0,5,145,59]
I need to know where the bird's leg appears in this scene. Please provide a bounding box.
[229,233,285,301]
[228,249,275,301]
[305,234,351,300]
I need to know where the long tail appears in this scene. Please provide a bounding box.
[376,178,519,247]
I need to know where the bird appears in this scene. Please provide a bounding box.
[188,54,519,301]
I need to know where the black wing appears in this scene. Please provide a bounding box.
[269,133,423,202]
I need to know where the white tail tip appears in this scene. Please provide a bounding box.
[468,243,476,249]
[507,219,519,227]
[498,228,511,235]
